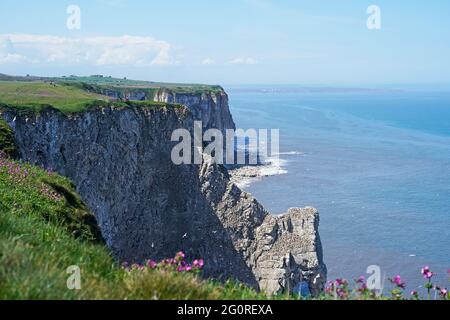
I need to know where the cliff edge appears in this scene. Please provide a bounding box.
[153,88,236,134]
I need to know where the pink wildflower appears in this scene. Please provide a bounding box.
[335,278,347,286]
[193,259,204,269]
[391,275,406,289]
[356,276,365,284]
[410,290,419,298]
[421,266,430,275]
[146,260,157,269]
[175,251,186,260]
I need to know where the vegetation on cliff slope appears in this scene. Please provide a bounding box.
[0,149,267,299]
[0,119,16,158]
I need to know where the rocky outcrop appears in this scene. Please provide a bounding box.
[253,208,326,296]
[199,155,326,295]
[0,104,325,295]
[154,88,236,134]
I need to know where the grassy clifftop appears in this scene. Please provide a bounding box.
[0,74,224,96]
[56,75,224,94]
[0,73,224,114]
[0,81,108,113]
[0,81,187,114]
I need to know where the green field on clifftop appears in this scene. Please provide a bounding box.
[0,74,224,97]
[0,81,109,113]
[0,81,186,114]
[0,74,223,114]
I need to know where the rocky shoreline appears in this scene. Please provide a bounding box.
[228,164,272,187]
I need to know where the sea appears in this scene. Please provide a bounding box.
[226,85,450,295]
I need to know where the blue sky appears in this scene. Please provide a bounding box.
[0,0,449,85]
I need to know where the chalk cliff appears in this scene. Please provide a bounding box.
[153,88,236,134]
[91,85,236,134]
[0,100,326,295]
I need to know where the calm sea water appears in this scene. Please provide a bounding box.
[226,86,450,293]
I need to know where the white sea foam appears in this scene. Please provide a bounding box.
[233,157,288,189]
[259,157,288,176]
[234,179,253,189]
[230,151,298,189]
[272,151,304,156]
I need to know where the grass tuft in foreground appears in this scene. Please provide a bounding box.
[0,119,17,158]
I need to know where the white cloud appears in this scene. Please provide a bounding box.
[0,36,35,64]
[201,58,216,65]
[229,57,259,65]
[0,53,31,64]
[0,34,177,67]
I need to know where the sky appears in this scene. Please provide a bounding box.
[0,0,449,85]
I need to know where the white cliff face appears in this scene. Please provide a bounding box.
[153,88,236,134]
[89,86,236,134]
[0,102,326,296]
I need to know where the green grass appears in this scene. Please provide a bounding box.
[53,75,224,93]
[0,119,16,158]
[0,81,109,113]
[0,81,189,115]
[60,81,160,101]
[0,75,224,115]
[0,74,225,95]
